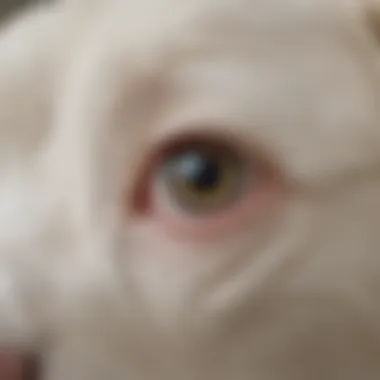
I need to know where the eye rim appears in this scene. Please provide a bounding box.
[130,129,280,219]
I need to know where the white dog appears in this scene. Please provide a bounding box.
[2,0,380,379]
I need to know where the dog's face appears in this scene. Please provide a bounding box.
[4,0,380,379]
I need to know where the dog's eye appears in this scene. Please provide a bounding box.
[132,135,279,240]
[156,143,246,214]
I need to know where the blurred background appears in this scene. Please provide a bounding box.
[0,0,37,22]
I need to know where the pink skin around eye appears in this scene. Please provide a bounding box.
[131,151,281,242]
[130,134,282,242]
[150,177,280,242]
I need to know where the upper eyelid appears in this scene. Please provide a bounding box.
[142,122,279,175]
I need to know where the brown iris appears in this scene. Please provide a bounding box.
[157,141,248,214]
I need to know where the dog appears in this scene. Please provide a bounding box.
[2,0,380,379]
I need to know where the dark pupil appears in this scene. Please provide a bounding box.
[176,152,221,192]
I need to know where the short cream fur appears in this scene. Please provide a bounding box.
[1,0,380,379]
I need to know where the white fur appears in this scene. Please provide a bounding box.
[2,0,380,379]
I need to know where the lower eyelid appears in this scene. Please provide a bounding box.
[128,131,284,240]
[151,177,281,242]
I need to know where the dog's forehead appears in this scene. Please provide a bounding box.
[97,0,359,33]
[72,0,380,187]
